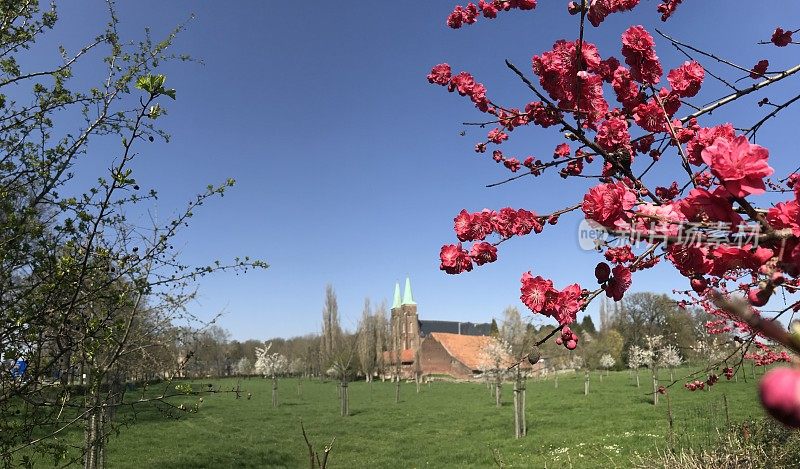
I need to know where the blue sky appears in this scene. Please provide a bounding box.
[45,2,800,339]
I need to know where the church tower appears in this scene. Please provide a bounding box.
[391,278,420,354]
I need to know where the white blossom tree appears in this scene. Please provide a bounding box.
[659,345,683,381]
[599,354,615,376]
[235,357,253,376]
[627,346,648,388]
[479,339,512,408]
[255,342,288,407]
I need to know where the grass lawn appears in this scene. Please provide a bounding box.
[75,367,764,468]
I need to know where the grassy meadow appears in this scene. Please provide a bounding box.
[51,368,767,468]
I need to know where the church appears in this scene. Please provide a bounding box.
[384,278,515,380]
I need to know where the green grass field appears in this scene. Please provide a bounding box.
[79,368,765,468]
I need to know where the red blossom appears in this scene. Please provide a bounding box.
[675,188,743,227]
[587,0,640,27]
[750,60,769,79]
[606,264,631,301]
[709,245,774,277]
[701,135,774,198]
[772,27,793,47]
[525,101,563,127]
[487,128,509,144]
[612,66,643,110]
[595,116,632,153]
[532,39,608,127]
[621,26,663,85]
[686,124,735,166]
[635,202,686,237]
[554,143,571,158]
[595,262,611,283]
[491,207,518,238]
[657,0,682,21]
[512,208,543,236]
[447,0,536,28]
[666,245,712,277]
[440,244,474,274]
[667,61,704,98]
[582,181,638,230]
[554,284,582,325]
[605,245,636,264]
[767,201,800,236]
[655,182,680,200]
[632,99,668,133]
[469,242,498,265]
[427,63,452,85]
[520,273,555,313]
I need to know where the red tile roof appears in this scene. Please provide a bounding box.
[382,349,415,364]
[429,332,514,371]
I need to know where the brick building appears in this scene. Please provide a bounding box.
[385,278,526,380]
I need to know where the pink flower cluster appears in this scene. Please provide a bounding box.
[555,326,579,350]
[657,0,682,21]
[454,207,542,241]
[446,1,536,29]
[667,61,704,98]
[772,27,793,47]
[581,181,637,230]
[520,273,583,326]
[684,380,705,391]
[441,208,544,274]
[701,135,773,198]
[586,0,639,27]
[594,262,632,301]
[621,26,663,85]
[532,39,608,127]
[427,64,491,112]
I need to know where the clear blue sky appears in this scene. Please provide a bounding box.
[46,2,800,339]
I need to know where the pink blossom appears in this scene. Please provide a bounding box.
[701,135,773,198]
[667,61,704,97]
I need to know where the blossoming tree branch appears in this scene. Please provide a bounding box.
[428,0,800,425]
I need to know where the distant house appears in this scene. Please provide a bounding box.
[383,278,537,380]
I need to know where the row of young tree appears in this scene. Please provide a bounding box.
[176,291,735,385]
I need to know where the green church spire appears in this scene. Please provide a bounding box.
[392,282,402,309]
[402,277,416,305]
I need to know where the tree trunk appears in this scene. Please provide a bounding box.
[83,379,106,469]
[554,374,558,389]
[272,376,278,408]
[652,372,658,406]
[395,380,401,403]
[635,371,640,388]
[495,377,502,408]
[513,373,526,438]
[584,370,589,396]
[340,380,349,416]
[513,386,520,439]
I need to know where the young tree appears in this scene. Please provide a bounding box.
[0,4,266,466]
[235,357,254,376]
[479,338,512,408]
[255,343,288,407]
[627,346,647,388]
[599,353,615,376]
[320,284,342,369]
[356,299,378,383]
[659,344,683,381]
[429,0,800,423]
